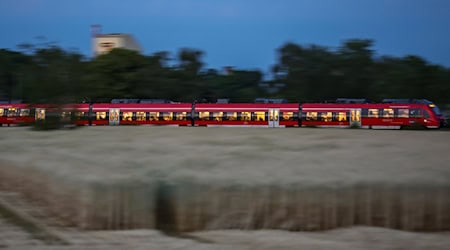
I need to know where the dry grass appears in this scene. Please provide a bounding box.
[0,126,450,231]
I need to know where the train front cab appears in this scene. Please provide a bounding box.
[301,102,443,129]
[420,103,443,129]
[360,104,441,129]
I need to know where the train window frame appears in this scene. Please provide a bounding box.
[212,112,223,121]
[122,112,133,121]
[382,108,394,118]
[409,109,421,118]
[199,111,210,121]
[368,109,379,118]
[240,112,251,121]
[161,112,173,121]
[306,112,318,121]
[320,112,332,122]
[20,109,30,117]
[281,112,293,121]
[175,112,187,121]
[74,111,85,120]
[136,111,146,121]
[96,111,107,120]
[254,111,266,121]
[61,111,72,122]
[149,112,159,121]
[397,109,409,118]
[337,112,347,122]
[361,109,368,118]
[7,108,18,117]
[224,112,237,121]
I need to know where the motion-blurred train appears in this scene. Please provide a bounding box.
[0,99,447,129]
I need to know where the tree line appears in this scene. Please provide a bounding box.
[1,39,449,104]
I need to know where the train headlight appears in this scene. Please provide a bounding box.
[424,119,428,123]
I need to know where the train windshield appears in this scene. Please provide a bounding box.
[422,99,442,116]
[428,103,442,116]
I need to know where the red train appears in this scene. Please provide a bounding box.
[0,100,446,129]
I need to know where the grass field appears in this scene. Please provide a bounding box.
[1,126,450,232]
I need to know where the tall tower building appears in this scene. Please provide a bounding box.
[91,25,142,57]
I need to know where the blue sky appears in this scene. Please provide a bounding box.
[1,0,449,75]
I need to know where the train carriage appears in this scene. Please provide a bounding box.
[194,103,300,127]
[301,102,442,129]
[80,103,193,126]
[0,104,33,126]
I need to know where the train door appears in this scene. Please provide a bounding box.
[109,108,120,125]
[269,109,280,127]
[35,108,45,121]
[350,109,361,128]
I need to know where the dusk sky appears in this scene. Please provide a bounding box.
[1,0,449,76]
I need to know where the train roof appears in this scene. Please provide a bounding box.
[85,103,192,112]
[254,98,288,104]
[335,98,369,104]
[195,103,299,111]
[381,98,433,104]
[302,102,430,110]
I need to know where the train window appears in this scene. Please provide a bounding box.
[0,108,4,116]
[337,112,347,121]
[240,112,251,121]
[254,111,265,121]
[382,108,394,118]
[320,112,332,122]
[281,112,293,121]
[162,112,173,121]
[135,112,146,121]
[36,109,45,120]
[175,112,187,121]
[409,109,421,118]
[75,112,85,120]
[20,109,30,116]
[423,110,430,118]
[96,112,107,120]
[306,112,318,121]
[397,109,409,118]
[224,112,237,121]
[361,109,368,118]
[149,112,159,121]
[199,112,210,120]
[368,109,379,118]
[61,112,72,122]
[122,112,133,121]
[213,112,223,121]
[7,108,18,117]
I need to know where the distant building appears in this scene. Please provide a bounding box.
[91,25,142,57]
